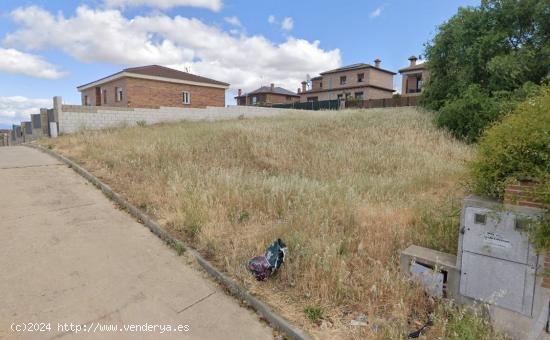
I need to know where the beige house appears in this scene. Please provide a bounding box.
[399,56,429,96]
[235,84,299,106]
[299,60,395,102]
[77,65,229,109]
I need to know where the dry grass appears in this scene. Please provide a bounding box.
[42,107,498,338]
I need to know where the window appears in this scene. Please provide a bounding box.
[286,96,293,101]
[102,89,107,104]
[84,95,89,106]
[182,91,191,104]
[252,96,257,105]
[337,94,343,100]
[357,73,364,83]
[116,87,123,102]
[355,92,364,100]
[307,96,318,102]
[340,76,347,85]
[319,82,323,88]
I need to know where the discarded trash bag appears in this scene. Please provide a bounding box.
[248,239,287,281]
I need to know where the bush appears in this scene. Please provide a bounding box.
[471,85,550,249]
[471,85,550,199]
[435,85,502,143]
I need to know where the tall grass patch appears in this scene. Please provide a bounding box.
[43,108,476,338]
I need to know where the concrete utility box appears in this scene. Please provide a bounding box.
[401,195,549,338]
[458,197,540,316]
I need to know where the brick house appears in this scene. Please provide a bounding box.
[299,60,395,102]
[235,84,299,106]
[399,56,429,97]
[77,65,229,109]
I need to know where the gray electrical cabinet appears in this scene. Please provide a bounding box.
[459,198,540,316]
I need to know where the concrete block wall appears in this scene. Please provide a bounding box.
[0,133,9,146]
[40,109,49,135]
[3,96,306,141]
[57,101,304,134]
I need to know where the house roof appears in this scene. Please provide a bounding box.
[398,63,427,73]
[77,65,230,91]
[235,86,299,98]
[320,63,396,76]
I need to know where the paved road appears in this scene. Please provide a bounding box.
[0,146,272,340]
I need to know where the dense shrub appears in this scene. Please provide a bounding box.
[422,0,550,141]
[470,85,550,199]
[435,85,501,143]
[471,85,550,249]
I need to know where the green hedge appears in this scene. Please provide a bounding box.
[470,85,550,199]
[471,85,550,249]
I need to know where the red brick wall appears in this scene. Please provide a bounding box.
[126,78,225,109]
[265,93,299,104]
[80,77,225,109]
[81,78,128,107]
[504,180,546,209]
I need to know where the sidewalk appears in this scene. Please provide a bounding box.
[0,146,272,340]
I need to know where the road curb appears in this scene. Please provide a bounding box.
[25,143,312,340]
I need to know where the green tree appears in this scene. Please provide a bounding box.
[422,0,550,142]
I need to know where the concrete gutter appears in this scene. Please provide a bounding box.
[25,143,312,340]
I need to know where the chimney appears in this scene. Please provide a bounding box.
[238,89,242,96]
[374,58,381,68]
[408,55,418,67]
[301,81,307,93]
[270,83,275,92]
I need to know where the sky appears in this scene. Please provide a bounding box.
[0,0,480,129]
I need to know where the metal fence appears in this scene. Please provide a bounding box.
[356,96,418,108]
[272,96,419,111]
[272,100,340,110]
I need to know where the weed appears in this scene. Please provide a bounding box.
[238,210,250,223]
[304,306,324,323]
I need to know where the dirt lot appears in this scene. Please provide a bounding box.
[42,108,505,339]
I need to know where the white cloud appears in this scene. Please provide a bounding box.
[224,16,241,27]
[105,0,222,11]
[281,17,293,31]
[370,6,383,18]
[0,96,51,126]
[268,15,294,31]
[4,6,341,92]
[0,48,65,79]
[5,6,190,66]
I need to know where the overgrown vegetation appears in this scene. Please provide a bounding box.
[41,108,492,338]
[432,301,508,340]
[471,85,550,250]
[422,0,550,142]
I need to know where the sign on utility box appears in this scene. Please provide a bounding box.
[458,197,541,317]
